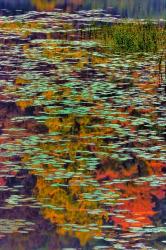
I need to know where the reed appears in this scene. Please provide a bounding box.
[87,21,166,53]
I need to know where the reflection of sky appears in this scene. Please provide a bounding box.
[0,0,166,17]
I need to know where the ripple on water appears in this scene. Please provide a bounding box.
[0,9,165,250]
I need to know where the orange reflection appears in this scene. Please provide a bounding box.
[97,160,165,230]
[31,0,57,11]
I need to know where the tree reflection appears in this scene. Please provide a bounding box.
[31,0,57,11]
[0,14,165,249]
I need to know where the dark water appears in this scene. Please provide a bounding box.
[0,1,166,250]
[0,0,166,18]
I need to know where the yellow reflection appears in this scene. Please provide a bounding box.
[31,0,57,11]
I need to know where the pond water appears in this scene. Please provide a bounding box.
[0,0,166,18]
[0,1,166,250]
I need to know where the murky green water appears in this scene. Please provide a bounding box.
[0,3,166,250]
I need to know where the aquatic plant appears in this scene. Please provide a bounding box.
[88,22,166,53]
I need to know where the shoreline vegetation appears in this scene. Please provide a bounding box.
[87,22,166,53]
[81,21,166,78]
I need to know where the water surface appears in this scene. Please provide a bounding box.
[0,2,166,250]
[0,0,166,18]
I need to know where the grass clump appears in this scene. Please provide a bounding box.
[88,22,166,53]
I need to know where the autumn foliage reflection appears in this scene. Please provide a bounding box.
[31,0,84,11]
[97,160,165,230]
[1,16,165,248]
